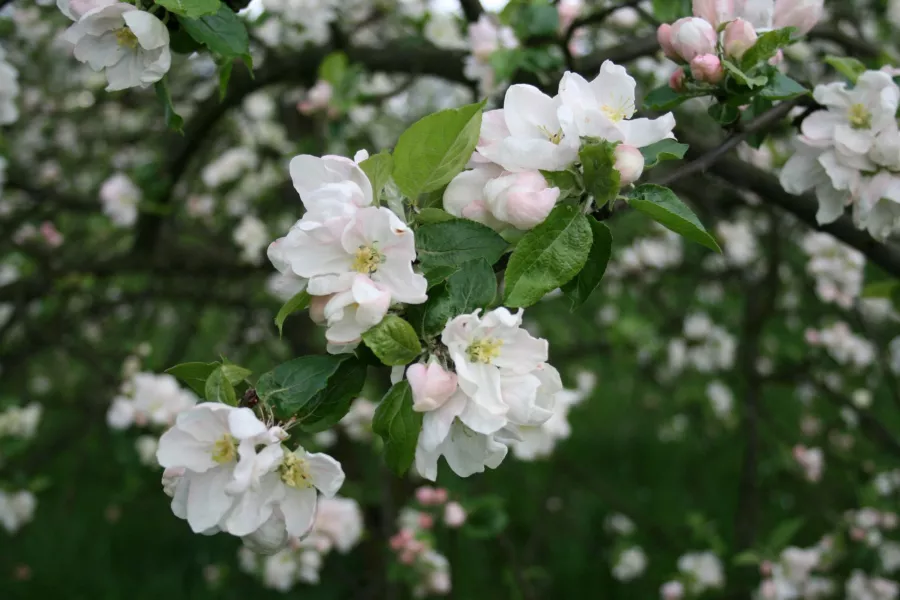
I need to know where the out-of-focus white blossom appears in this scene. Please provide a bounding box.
[0,490,36,534]
[612,546,648,581]
[99,173,141,227]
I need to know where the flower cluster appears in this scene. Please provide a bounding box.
[846,570,899,600]
[677,551,726,595]
[107,372,197,431]
[0,46,19,125]
[805,322,875,370]
[156,403,345,554]
[793,444,825,482]
[99,172,141,228]
[781,70,900,240]
[268,152,427,353]
[757,543,834,599]
[407,308,561,480]
[666,313,737,375]
[463,14,520,96]
[800,232,865,309]
[0,402,42,441]
[237,495,364,591]
[0,490,36,535]
[58,0,171,91]
[658,0,823,87]
[444,61,676,232]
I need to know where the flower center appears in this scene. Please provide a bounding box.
[848,103,872,130]
[352,245,384,274]
[538,126,564,145]
[211,435,237,464]
[601,98,634,123]
[280,451,313,489]
[115,27,139,49]
[466,338,503,364]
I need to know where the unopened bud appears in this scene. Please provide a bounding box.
[614,145,645,187]
[669,67,686,92]
[690,54,725,84]
[484,170,560,230]
[723,19,757,60]
[656,24,679,61]
[670,17,716,62]
[407,359,458,413]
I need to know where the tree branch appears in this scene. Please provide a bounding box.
[459,0,483,23]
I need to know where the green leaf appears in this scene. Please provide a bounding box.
[256,355,349,419]
[220,364,251,385]
[643,85,688,111]
[392,101,485,198]
[359,151,393,203]
[169,28,204,54]
[154,80,183,134]
[862,280,898,298]
[205,367,237,406]
[741,27,795,70]
[580,139,620,208]
[722,59,768,88]
[297,358,367,433]
[274,290,311,337]
[372,381,422,476]
[362,315,422,366]
[732,551,761,566]
[424,265,458,290]
[764,518,805,553]
[177,7,250,61]
[650,0,691,22]
[217,59,233,101]
[416,207,456,224]
[625,184,721,252]
[512,3,558,39]
[708,102,740,125]
[415,219,508,269]
[561,217,612,309]
[503,204,592,308]
[640,139,690,168]
[541,169,582,200]
[154,0,220,17]
[759,71,809,100]
[824,55,866,84]
[318,51,348,86]
[166,362,218,396]
[422,259,496,335]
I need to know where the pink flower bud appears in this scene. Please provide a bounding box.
[759,560,773,576]
[670,17,717,62]
[308,295,330,325]
[389,532,409,550]
[760,579,778,599]
[692,0,735,28]
[804,328,820,344]
[407,360,458,413]
[443,502,467,527]
[850,526,866,541]
[484,171,560,230]
[768,49,784,66]
[669,67,686,92]
[418,513,434,529]
[415,486,437,505]
[773,0,824,35]
[40,221,63,247]
[661,580,684,600]
[614,145,645,187]
[657,24,679,61]
[723,19,757,60]
[690,54,724,84]
[298,80,333,115]
[432,488,448,504]
[407,540,425,554]
[399,550,415,564]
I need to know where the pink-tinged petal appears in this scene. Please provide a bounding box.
[418,392,467,451]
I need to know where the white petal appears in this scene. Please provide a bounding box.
[186,467,234,533]
[306,452,345,497]
[281,486,317,537]
[229,407,268,440]
[419,392,467,451]
[122,10,169,50]
[618,115,676,148]
[503,84,560,139]
[156,427,216,472]
[223,473,284,536]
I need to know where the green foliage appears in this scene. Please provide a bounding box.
[625,184,721,252]
[503,204,592,308]
[541,169,583,200]
[423,265,458,290]
[562,217,612,310]
[359,151,394,203]
[415,219,508,269]
[361,315,422,366]
[824,55,867,83]
[740,27,795,70]
[640,139,689,168]
[318,52,349,86]
[708,102,740,125]
[651,0,691,22]
[274,290,311,337]
[154,0,221,18]
[216,59,233,101]
[165,362,218,396]
[504,0,559,39]
[392,101,485,199]
[177,7,251,64]
[219,364,251,385]
[419,259,497,335]
[722,59,768,89]
[372,381,422,476]
[579,139,620,208]
[298,358,368,432]
[643,85,689,111]
[204,366,237,405]
[154,80,184,134]
[415,208,456,224]
[256,355,366,424]
[760,72,809,100]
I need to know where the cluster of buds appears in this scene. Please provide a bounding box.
[658,17,759,89]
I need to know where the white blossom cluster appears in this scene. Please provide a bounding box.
[510,370,596,461]
[846,507,899,548]
[793,444,825,482]
[800,232,865,309]
[666,313,737,375]
[0,402,42,441]
[99,172,141,228]
[781,69,900,240]
[805,322,876,370]
[444,61,676,232]
[607,226,684,278]
[677,551,726,595]
[107,371,197,431]
[0,45,20,125]
[237,496,364,591]
[404,308,563,480]
[57,0,171,91]
[157,403,346,554]
[462,14,520,96]
[613,546,648,582]
[846,570,899,600]
[0,489,36,535]
[757,544,834,599]
[268,151,427,354]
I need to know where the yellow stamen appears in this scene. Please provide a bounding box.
[211,435,237,464]
[115,27,139,49]
[351,245,383,274]
[280,451,314,489]
[848,103,872,130]
[466,338,503,364]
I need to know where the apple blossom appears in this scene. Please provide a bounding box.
[723,19,758,60]
[614,144,645,186]
[612,546,648,581]
[407,359,459,413]
[107,372,196,430]
[0,47,19,125]
[669,67,687,92]
[0,490,36,534]
[443,502,466,527]
[656,24,679,61]
[661,580,685,600]
[443,163,505,230]
[678,551,725,593]
[691,54,725,83]
[62,3,171,91]
[0,402,42,440]
[99,172,141,227]
[298,80,334,115]
[692,0,735,27]
[670,17,717,62]
[483,171,560,230]
[234,215,269,264]
[773,0,824,34]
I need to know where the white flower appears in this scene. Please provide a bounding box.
[483,170,561,230]
[0,47,19,125]
[288,153,373,219]
[881,542,900,573]
[613,546,648,581]
[339,397,376,442]
[0,402,42,439]
[99,173,141,227]
[476,85,580,172]
[558,61,676,147]
[678,551,725,593]
[106,372,196,430]
[512,375,590,460]
[415,412,515,480]
[425,12,467,50]
[135,434,159,466]
[63,3,171,91]
[234,215,269,264]
[468,13,518,60]
[0,490,36,534]
[706,380,734,420]
[605,513,635,535]
[443,163,506,230]
[846,570,899,600]
[202,148,259,188]
[310,496,364,553]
